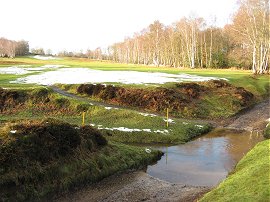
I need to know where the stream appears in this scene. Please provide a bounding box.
[146,128,264,187]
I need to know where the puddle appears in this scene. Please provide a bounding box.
[146,129,264,187]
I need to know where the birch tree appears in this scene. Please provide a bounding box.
[232,0,269,73]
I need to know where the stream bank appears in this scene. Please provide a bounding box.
[56,98,269,202]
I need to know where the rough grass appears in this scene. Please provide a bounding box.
[0,88,211,144]
[200,139,270,202]
[60,80,255,120]
[0,119,162,201]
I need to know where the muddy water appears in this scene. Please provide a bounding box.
[147,129,264,187]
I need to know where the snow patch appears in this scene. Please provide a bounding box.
[0,65,66,75]
[104,106,119,110]
[89,123,169,134]
[11,68,227,85]
[33,55,60,60]
[0,66,30,75]
[163,118,175,123]
[195,124,204,128]
[138,112,157,117]
[145,148,152,153]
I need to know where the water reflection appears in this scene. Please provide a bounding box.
[147,129,264,187]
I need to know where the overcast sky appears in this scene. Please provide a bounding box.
[0,0,238,53]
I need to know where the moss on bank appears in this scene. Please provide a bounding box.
[0,119,162,201]
[264,124,270,139]
[200,139,270,202]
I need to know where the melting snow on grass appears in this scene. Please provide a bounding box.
[90,123,169,134]
[138,112,157,117]
[12,68,226,85]
[163,118,175,123]
[0,66,31,75]
[0,65,67,75]
[32,55,60,60]
[195,124,204,128]
[104,107,119,110]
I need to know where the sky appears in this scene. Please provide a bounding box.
[0,0,238,53]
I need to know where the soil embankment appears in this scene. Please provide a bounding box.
[74,80,254,119]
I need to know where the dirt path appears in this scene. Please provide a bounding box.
[49,86,217,126]
[50,86,131,110]
[225,98,270,131]
[55,171,209,202]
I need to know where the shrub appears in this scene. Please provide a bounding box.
[76,103,91,112]
[206,80,231,88]
[0,88,28,111]
[54,98,70,108]
[0,119,81,168]
[32,88,50,103]
[176,82,203,98]
[263,125,270,139]
[80,126,107,146]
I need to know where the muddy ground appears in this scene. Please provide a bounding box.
[55,171,209,202]
[225,98,270,131]
[55,97,269,202]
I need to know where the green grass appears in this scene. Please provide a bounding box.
[200,139,270,202]
[0,56,269,97]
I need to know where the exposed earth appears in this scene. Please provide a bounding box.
[56,171,209,202]
[225,98,270,131]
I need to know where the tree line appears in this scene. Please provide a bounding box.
[107,0,269,73]
[1,0,268,73]
[0,38,29,58]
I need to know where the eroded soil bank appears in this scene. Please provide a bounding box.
[65,79,255,119]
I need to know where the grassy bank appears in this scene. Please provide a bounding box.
[0,87,211,144]
[200,139,270,202]
[58,79,255,120]
[0,119,162,201]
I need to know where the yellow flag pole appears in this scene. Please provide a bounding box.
[166,108,169,128]
[82,111,85,126]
